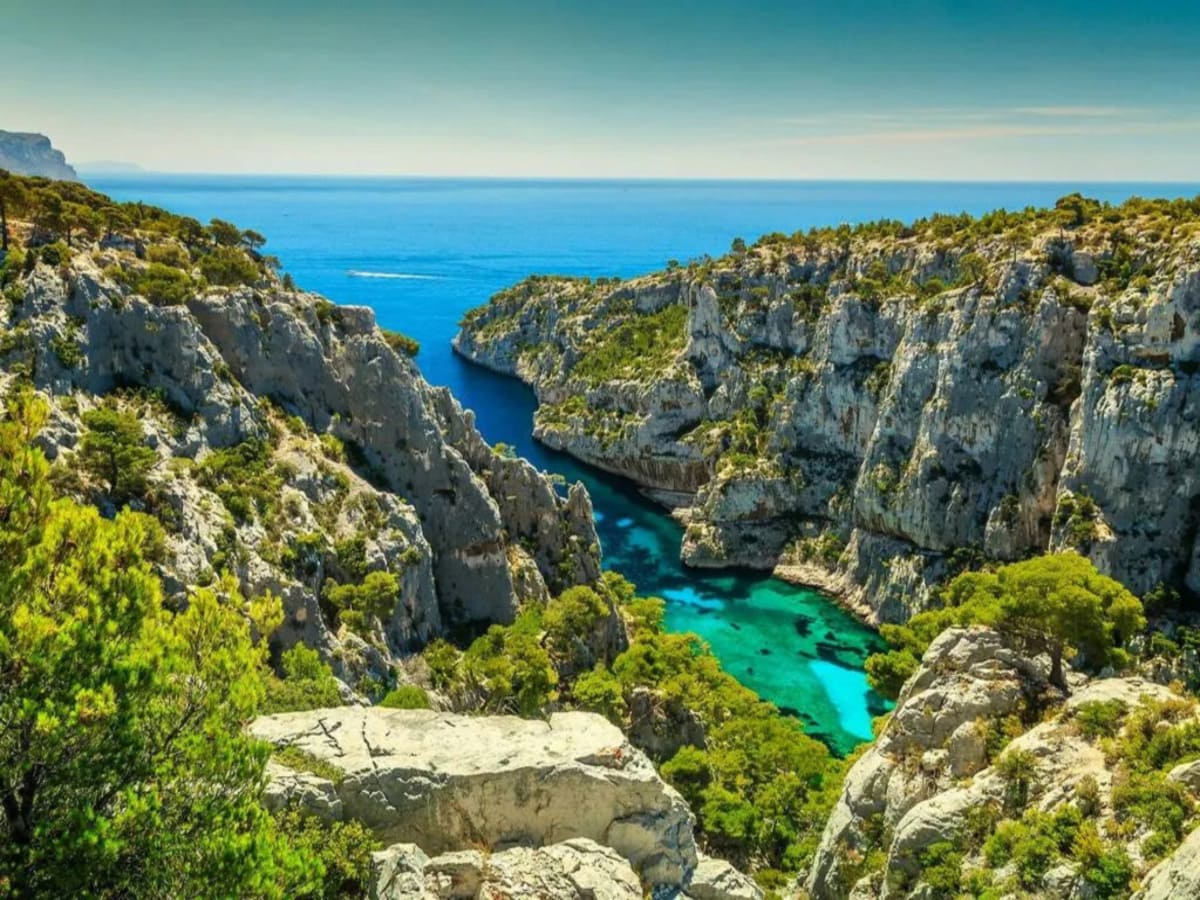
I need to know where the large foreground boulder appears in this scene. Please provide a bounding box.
[369,838,644,900]
[252,708,698,886]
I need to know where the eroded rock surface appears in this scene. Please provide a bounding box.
[254,707,698,886]
[456,220,1200,622]
[1135,823,1200,900]
[806,627,1186,899]
[3,251,604,684]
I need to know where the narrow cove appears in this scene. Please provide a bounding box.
[454,362,890,755]
[83,174,1124,755]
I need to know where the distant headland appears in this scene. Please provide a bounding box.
[0,130,78,180]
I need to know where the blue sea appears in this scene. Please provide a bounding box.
[89,175,1200,753]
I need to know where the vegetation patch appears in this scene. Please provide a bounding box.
[573,304,687,385]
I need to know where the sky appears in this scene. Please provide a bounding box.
[3,0,1199,180]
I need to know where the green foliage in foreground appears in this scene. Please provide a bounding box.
[866,553,1144,699]
[423,571,845,872]
[0,394,373,898]
[608,585,843,871]
[262,644,345,714]
[379,684,431,709]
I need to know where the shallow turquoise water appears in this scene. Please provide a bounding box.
[86,175,1199,753]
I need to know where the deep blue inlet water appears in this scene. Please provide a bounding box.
[88,175,1200,753]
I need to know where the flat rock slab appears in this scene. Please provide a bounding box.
[252,708,697,886]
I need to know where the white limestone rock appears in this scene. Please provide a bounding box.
[455,234,1200,620]
[253,707,697,887]
[1135,823,1200,900]
[683,853,765,900]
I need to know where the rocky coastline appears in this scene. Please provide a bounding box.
[455,199,1200,623]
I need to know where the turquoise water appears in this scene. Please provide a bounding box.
[87,176,1200,753]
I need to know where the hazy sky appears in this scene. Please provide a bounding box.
[5,0,1199,179]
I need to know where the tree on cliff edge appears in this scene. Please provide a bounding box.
[868,553,1145,698]
[0,171,29,252]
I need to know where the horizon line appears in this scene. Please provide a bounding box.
[75,170,1200,187]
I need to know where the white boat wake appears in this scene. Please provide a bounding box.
[347,270,441,280]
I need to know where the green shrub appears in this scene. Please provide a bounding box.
[1073,700,1127,739]
[461,610,558,716]
[145,242,191,268]
[996,748,1039,811]
[379,685,431,709]
[983,816,1055,889]
[380,328,420,358]
[50,332,83,369]
[423,639,461,689]
[78,404,158,505]
[273,809,379,899]
[315,299,336,323]
[134,262,195,305]
[262,644,344,714]
[573,305,688,384]
[1111,772,1190,841]
[864,649,919,699]
[198,246,259,286]
[39,241,68,266]
[571,665,626,722]
[324,570,400,631]
[543,585,609,661]
[197,438,281,524]
[918,841,963,898]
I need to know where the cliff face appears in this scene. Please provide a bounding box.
[806,626,1199,900]
[0,130,77,180]
[2,247,601,687]
[455,202,1200,622]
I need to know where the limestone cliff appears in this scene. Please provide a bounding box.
[0,226,601,689]
[0,130,78,180]
[805,626,1200,899]
[455,198,1200,622]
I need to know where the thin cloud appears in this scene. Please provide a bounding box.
[1010,105,1139,117]
[766,119,1200,147]
[777,106,1151,131]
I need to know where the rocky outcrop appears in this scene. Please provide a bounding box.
[683,854,764,900]
[369,839,645,900]
[367,839,764,900]
[2,246,602,684]
[806,627,1051,897]
[806,626,1186,900]
[253,707,698,887]
[1135,823,1200,900]
[0,130,77,180]
[455,209,1200,621]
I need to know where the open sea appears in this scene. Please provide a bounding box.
[87,175,1200,753]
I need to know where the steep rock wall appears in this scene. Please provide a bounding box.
[456,220,1200,621]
